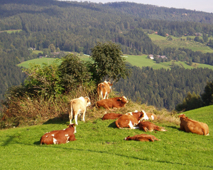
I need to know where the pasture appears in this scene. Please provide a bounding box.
[0,29,22,34]
[148,34,213,53]
[0,105,212,170]
[17,54,213,70]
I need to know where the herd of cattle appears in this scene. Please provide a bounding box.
[40,81,210,145]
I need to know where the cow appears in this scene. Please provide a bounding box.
[179,114,209,136]
[141,110,157,120]
[124,134,159,142]
[138,121,167,132]
[40,124,76,145]
[115,111,145,129]
[69,96,91,125]
[102,113,123,120]
[97,81,113,100]
[96,96,128,110]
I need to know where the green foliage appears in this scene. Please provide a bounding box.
[22,60,63,97]
[201,81,213,106]
[175,92,203,111]
[91,41,130,83]
[58,54,91,92]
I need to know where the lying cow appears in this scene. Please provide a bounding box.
[115,111,145,129]
[124,134,159,142]
[141,110,157,120]
[102,113,123,120]
[138,121,167,132]
[40,124,76,145]
[69,96,91,125]
[97,81,113,100]
[179,114,209,136]
[96,96,128,110]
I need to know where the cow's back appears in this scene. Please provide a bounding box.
[115,115,138,128]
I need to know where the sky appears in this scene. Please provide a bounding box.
[60,0,213,13]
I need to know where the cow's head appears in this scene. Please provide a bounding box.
[119,96,128,103]
[67,124,76,133]
[178,114,186,118]
[84,97,91,106]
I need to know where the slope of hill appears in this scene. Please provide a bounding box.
[0,104,212,169]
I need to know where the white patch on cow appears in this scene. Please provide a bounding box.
[65,134,68,137]
[123,96,127,100]
[125,112,132,115]
[53,138,57,144]
[124,137,127,140]
[51,134,55,137]
[142,110,149,120]
[134,110,138,112]
[151,115,154,120]
[206,133,209,136]
[128,121,137,129]
[63,129,66,130]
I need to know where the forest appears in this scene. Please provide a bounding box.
[1,0,213,110]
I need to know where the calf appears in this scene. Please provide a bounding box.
[141,110,157,120]
[179,114,209,136]
[97,96,128,110]
[102,113,123,120]
[115,111,145,129]
[40,124,76,145]
[138,121,166,132]
[97,81,113,100]
[124,134,159,142]
[69,96,91,125]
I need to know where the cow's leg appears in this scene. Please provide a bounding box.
[104,92,108,99]
[69,106,73,124]
[82,110,86,122]
[75,111,80,125]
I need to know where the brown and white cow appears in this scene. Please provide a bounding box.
[69,96,91,125]
[138,121,167,132]
[40,124,76,145]
[96,96,128,110]
[124,134,159,142]
[115,111,145,129]
[141,110,157,120]
[179,114,209,136]
[102,113,123,120]
[97,81,113,100]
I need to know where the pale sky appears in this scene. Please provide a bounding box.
[60,0,213,13]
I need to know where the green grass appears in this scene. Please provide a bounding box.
[18,58,61,68]
[0,105,212,169]
[124,55,213,70]
[148,34,213,53]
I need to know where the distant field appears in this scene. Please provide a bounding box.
[148,34,213,53]
[0,29,22,34]
[18,55,213,70]
[18,58,61,68]
[124,55,213,70]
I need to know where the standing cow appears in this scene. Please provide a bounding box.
[179,114,209,136]
[97,81,113,100]
[69,96,91,125]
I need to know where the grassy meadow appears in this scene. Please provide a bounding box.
[148,34,213,53]
[0,29,22,34]
[0,103,212,170]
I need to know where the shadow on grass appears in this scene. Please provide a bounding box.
[43,114,69,125]
[108,121,117,128]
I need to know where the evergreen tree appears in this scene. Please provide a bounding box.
[201,81,213,106]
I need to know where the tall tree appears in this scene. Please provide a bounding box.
[90,41,130,83]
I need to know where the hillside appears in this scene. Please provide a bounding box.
[1,0,213,111]
[0,103,212,169]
